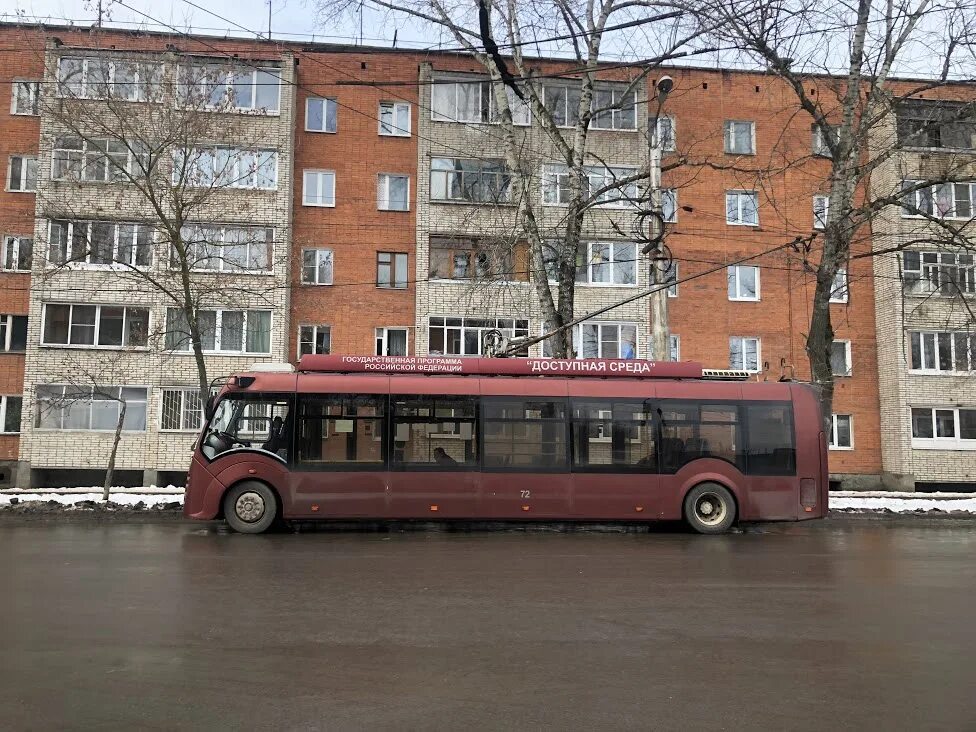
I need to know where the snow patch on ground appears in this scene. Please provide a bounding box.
[0,489,184,508]
[830,495,976,513]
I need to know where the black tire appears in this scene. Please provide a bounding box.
[683,482,736,534]
[223,481,278,534]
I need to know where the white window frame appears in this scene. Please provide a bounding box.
[430,157,512,204]
[53,137,148,184]
[729,336,761,372]
[813,195,829,229]
[577,241,637,286]
[831,340,852,376]
[829,414,853,450]
[57,57,163,102]
[573,321,638,359]
[33,385,149,432]
[830,269,849,303]
[375,327,410,356]
[2,236,32,272]
[428,316,530,358]
[726,190,759,226]
[298,324,331,358]
[0,314,27,352]
[542,163,639,209]
[305,96,338,133]
[727,265,761,301]
[301,248,334,285]
[176,225,272,273]
[46,220,153,269]
[40,303,150,349]
[7,156,37,192]
[669,334,680,361]
[724,120,756,154]
[911,406,976,450]
[909,331,975,373]
[176,63,280,113]
[159,388,204,432]
[173,147,278,190]
[588,86,638,131]
[11,80,39,115]
[303,169,336,207]
[901,180,976,220]
[655,116,676,151]
[379,101,411,136]
[812,125,837,157]
[165,308,272,355]
[662,188,678,223]
[902,250,975,297]
[666,262,679,297]
[377,174,410,211]
[0,395,22,434]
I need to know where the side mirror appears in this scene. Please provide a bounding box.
[205,394,217,420]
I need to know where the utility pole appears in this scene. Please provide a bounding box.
[646,75,673,361]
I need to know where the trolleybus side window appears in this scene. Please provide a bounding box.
[657,401,745,473]
[744,404,796,475]
[295,394,385,466]
[482,398,568,470]
[202,394,291,461]
[391,395,478,468]
[571,400,656,470]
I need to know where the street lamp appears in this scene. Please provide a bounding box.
[647,75,674,361]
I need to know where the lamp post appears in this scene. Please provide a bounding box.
[647,75,673,361]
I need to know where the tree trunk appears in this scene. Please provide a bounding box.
[805,267,836,434]
[104,401,126,501]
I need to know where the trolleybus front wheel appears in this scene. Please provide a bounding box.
[223,481,278,534]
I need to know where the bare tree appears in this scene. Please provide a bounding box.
[317,0,706,357]
[672,0,976,421]
[32,40,290,402]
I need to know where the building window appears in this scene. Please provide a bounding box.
[430,158,511,203]
[665,262,679,297]
[814,195,829,229]
[176,63,280,112]
[576,241,637,285]
[34,385,148,431]
[589,86,637,130]
[306,97,338,132]
[47,221,152,268]
[431,79,530,125]
[11,80,39,115]
[53,137,149,183]
[377,252,408,289]
[542,163,638,208]
[726,191,759,225]
[175,225,271,272]
[902,251,975,297]
[662,189,678,223]
[299,325,331,357]
[729,336,761,372]
[829,414,853,449]
[379,102,410,136]
[377,174,410,211]
[165,308,271,354]
[42,303,149,348]
[830,269,849,303]
[543,321,637,359]
[376,327,408,356]
[301,249,334,285]
[896,101,976,150]
[647,333,681,361]
[831,340,852,376]
[58,57,163,102]
[7,156,37,192]
[724,120,755,154]
[812,124,837,157]
[174,147,277,190]
[2,236,32,271]
[901,180,975,219]
[0,315,28,352]
[302,170,336,207]
[160,388,204,432]
[911,407,976,449]
[727,265,760,300]
[429,316,529,357]
[430,237,517,281]
[0,395,22,434]
[655,116,676,151]
[910,331,976,372]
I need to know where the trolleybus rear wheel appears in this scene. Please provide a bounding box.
[683,482,736,534]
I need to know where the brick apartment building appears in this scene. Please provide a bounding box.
[0,22,970,490]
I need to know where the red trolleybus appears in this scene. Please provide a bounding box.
[184,356,828,534]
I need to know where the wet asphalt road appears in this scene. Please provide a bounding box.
[1,517,975,731]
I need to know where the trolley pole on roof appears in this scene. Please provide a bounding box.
[644,75,674,362]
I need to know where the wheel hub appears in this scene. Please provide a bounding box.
[235,491,266,523]
[695,493,725,526]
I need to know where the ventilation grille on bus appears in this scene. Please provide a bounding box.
[700,369,752,381]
